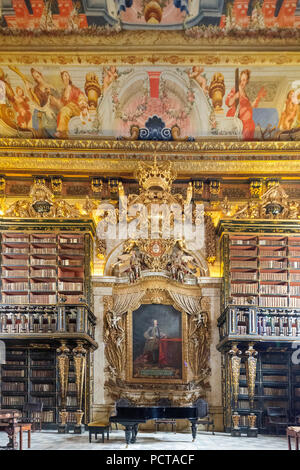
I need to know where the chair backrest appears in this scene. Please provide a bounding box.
[157,398,172,407]
[116,398,133,407]
[193,398,209,418]
[23,402,43,416]
[266,407,288,418]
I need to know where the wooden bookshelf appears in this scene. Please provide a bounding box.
[0,346,92,429]
[0,232,87,305]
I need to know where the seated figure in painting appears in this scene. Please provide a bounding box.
[55,70,86,138]
[143,319,167,364]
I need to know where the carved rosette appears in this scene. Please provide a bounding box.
[245,343,258,410]
[229,344,242,410]
[57,341,70,410]
[204,214,217,264]
[72,341,87,412]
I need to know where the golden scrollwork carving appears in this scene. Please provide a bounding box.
[245,343,258,410]
[72,341,87,413]
[103,278,211,405]
[187,298,211,387]
[57,341,70,410]
[233,182,300,220]
[204,214,216,264]
[248,413,257,429]
[103,296,127,380]
[229,344,242,410]
[4,181,81,218]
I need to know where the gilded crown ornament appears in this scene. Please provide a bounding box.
[134,155,177,192]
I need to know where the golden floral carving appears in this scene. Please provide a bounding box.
[57,341,70,410]
[72,341,87,411]
[245,344,258,410]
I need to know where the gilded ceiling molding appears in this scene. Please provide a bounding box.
[2,138,300,154]
[1,30,300,54]
[0,51,299,66]
[1,154,300,177]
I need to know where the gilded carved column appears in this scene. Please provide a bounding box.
[57,341,70,433]
[72,341,87,434]
[245,343,258,437]
[229,344,242,437]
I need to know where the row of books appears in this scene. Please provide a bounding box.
[230,248,257,256]
[259,240,286,246]
[58,282,83,291]
[231,260,257,268]
[260,272,288,281]
[3,247,28,254]
[290,297,300,307]
[290,286,300,295]
[263,387,287,396]
[291,274,300,281]
[2,396,25,405]
[60,238,83,244]
[231,239,256,245]
[259,297,288,307]
[31,383,55,392]
[2,382,25,391]
[2,369,25,376]
[260,285,287,294]
[3,282,28,291]
[31,370,55,378]
[31,397,55,406]
[263,375,287,382]
[239,387,249,394]
[231,296,257,306]
[259,250,286,257]
[31,283,56,291]
[260,260,287,268]
[231,272,257,280]
[237,326,248,334]
[31,361,54,366]
[231,283,258,294]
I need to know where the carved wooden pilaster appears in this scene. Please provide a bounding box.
[229,344,242,411]
[245,343,258,410]
[72,341,87,431]
[57,341,70,433]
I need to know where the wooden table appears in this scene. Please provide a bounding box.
[0,409,21,450]
[287,426,300,450]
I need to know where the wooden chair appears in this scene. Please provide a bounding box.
[266,407,293,435]
[193,398,215,435]
[287,426,300,450]
[21,403,43,432]
[18,423,31,451]
[155,398,176,434]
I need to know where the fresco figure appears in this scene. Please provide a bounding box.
[10,67,59,136]
[188,66,208,94]
[13,86,31,129]
[55,71,86,138]
[102,66,118,93]
[278,90,298,130]
[225,69,266,140]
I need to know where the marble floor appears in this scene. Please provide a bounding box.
[0,429,290,450]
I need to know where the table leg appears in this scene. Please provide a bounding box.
[287,434,291,451]
[19,429,23,451]
[296,435,299,451]
[107,429,109,440]
[28,429,31,449]
[131,424,138,444]
[6,425,18,450]
[190,421,197,442]
[125,426,133,447]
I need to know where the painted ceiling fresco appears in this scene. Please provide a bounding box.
[1,63,300,141]
[1,0,300,31]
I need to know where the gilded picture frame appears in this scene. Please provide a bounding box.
[126,296,188,385]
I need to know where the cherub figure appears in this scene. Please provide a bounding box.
[188,66,208,93]
[13,86,31,129]
[102,66,118,93]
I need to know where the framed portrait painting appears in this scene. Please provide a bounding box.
[127,303,187,384]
